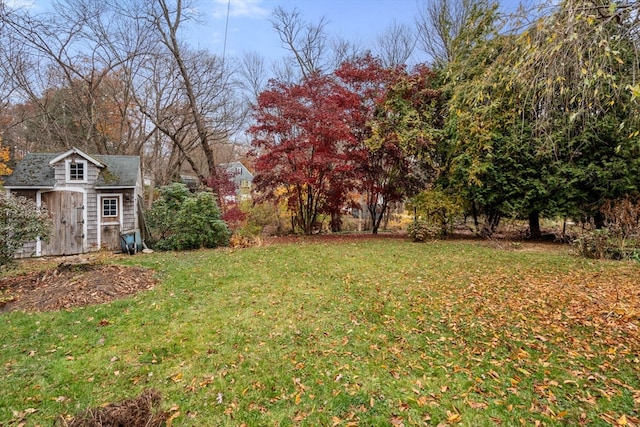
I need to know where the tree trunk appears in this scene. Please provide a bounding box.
[528,210,542,239]
[370,201,388,234]
[594,212,605,229]
[330,212,342,233]
[481,211,501,238]
[471,201,479,233]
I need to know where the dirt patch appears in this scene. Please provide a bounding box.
[0,259,157,313]
[55,389,170,427]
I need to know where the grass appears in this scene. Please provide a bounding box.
[1,238,639,426]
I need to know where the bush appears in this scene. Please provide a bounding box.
[0,193,52,265]
[146,183,229,251]
[408,188,463,237]
[601,196,640,244]
[572,228,611,259]
[573,196,640,260]
[407,219,443,242]
[235,199,286,238]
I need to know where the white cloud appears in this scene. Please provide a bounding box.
[5,0,35,8]
[210,0,269,19]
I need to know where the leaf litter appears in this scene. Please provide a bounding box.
[0,259,157,312]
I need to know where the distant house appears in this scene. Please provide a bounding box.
[4,147,144,257]
[223,161,253,202]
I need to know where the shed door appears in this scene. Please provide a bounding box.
[41,191,85,256]
[99,195,121,251]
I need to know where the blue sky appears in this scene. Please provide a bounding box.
[200,0,422,59]
[20,0,524,64]
[195,0,524,64]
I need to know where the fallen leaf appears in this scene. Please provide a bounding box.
[166,411,181,427]
[390,415,404,426]
[468,401,488,410]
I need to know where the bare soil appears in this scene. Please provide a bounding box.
[0,255,157,313]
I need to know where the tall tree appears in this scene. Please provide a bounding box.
[416,0,486,67]
[507,0,640,223]
[144,0,242,186]
[438,1,519,236]
[336,55,443,234]
[270,7,363,82]
[249,74,360,235]
[443,0,640,237]
[270,7,330,79]
[0,0,151,154]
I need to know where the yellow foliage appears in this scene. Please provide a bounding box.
[0,136,12,178]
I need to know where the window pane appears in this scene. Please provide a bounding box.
[69,162,84,180]
[102,199,117,217]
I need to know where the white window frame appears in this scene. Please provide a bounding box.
[102,197,119,218]
[66,159,88,183]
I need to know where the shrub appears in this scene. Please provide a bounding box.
[146,183,229,251]
[572,228,611,259]
[601,196,640,246]
[407,219,443,242]
[573,196,640,260]
[0,193,52,265]
[235,199,285,238]
[408,188,463,237]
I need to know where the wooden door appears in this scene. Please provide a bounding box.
[41,191,85,256]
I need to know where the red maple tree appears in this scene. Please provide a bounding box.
[250,56,442,235]
[337,56,440,233]
[249,73,361,235]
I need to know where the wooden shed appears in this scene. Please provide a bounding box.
[4,147,144,257]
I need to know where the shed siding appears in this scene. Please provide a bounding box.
[14,241,38,258]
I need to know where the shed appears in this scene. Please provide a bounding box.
[4,147,144,257]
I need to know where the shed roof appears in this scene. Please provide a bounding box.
[3,152,140,189]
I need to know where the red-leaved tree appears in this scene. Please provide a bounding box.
[249,73,360,235]
[337,56,441,233]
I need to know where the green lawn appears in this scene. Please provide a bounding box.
[1,238,639,426]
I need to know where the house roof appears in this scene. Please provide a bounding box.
[94,155,140,188]
[222,161,254,178]
[3,152,140,189]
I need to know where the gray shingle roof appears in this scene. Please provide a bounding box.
[3,152,140,188]
[94,155,140,188]
[3,153,56,188]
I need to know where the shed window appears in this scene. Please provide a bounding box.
[69,161,85,181]
[102,198,118,217]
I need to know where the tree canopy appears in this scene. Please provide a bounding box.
[1,0,638,238]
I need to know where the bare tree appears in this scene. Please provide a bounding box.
[415,0,477,67]
[375,20,417,67]
[270,6,365,80]
[143,0,246,186]
[239,51,268,103]
[270,7,330,79]
[331,36,366,68]
[0,0,153,154]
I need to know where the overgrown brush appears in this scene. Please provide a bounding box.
[573,195,640,260]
